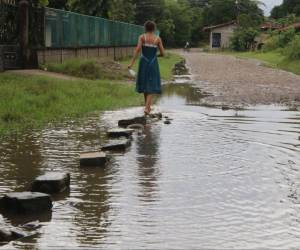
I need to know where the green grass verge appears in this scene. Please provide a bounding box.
[43,58,129,80]
[219,51,300,75]
[0,52,181,136]
[120,52,182,80]
[0,73,142,136]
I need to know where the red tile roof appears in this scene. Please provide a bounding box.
[203,21,237,31]
[279,22,300,31]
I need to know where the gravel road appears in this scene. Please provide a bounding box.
[182,52,300,108]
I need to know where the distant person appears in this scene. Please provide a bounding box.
[184,41,190,52]
[128,21,165,115]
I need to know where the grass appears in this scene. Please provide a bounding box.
[0,73,142,136]
[0,52,182,136]
[120,52,183,80]
[43,58,129,80]
[219,50,300,75]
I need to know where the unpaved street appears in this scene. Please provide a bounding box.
[182,52,300,108]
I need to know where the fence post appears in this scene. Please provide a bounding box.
[19,0,29,68]
[0,46,4,72]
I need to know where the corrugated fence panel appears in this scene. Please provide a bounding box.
[45,8,144,48]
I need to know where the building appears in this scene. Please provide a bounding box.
[279,22,300,32]
[260,22,283,31]
[203,21,237,49]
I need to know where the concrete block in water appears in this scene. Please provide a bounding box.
[118,116,146,127]
[127,123,145,130]
[101,139,131,151]
[80,152,107,167]
[149,113,163,119]
[0,192,52,213]
[0,228,26,243]
[31,173,70,194]
[107,128,134,138]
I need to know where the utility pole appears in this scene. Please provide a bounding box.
[235,0,240,23]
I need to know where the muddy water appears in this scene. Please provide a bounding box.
[1,81,300,249]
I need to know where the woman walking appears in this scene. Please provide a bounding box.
[128,21,165,115]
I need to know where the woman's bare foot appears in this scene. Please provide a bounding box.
[144,106,151,116]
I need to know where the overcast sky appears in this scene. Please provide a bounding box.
[262,0,283,15]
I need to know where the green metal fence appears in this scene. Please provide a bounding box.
[45,8,145,48]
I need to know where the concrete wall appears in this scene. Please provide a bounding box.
[37,46,135,65]
[209,24,237,49]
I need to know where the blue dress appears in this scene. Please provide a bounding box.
[136,37,161,94]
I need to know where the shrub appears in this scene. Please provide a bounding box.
[44,59,128,80]
[284,35,300,60]
[230,28,259,51]
[263,28,296,51]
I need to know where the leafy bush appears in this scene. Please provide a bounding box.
[230,28,259,51]
[283,35,300,60]
[44,59,128,80]
[263,28,296,51]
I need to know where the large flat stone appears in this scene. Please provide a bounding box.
[127,123,145,130]
[107,128,134,138]
[31,173,70,194]
[101,139,131,151]
[0,228,26,243]
[149,113,163,119]
[118,116,147,127]
[0,192,52,214]
[80,152,107,167]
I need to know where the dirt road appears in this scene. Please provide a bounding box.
[182,52,300,108]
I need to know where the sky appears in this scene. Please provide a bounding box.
[262,0,283,15]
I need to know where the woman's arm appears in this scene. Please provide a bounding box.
[128,36,143,69]
[158,37,165,57]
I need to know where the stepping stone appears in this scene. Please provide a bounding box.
[80,152,107,167]
[22,220,41,230]
[118,116,146,127]
[0,192,52,214]
[107,128,134,138]
[0,228,26,243]
[164,120,171,125]
[31,173,70,194]
[127,123,145,130]
[149,113,163,119]
[101,139,131,151]
[221,106,230,111]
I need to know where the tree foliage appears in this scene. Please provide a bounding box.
[38,0,264,47]
[202,0,264,26]
[230,27,259,51]
[271,0,300,19]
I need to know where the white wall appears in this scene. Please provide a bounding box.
[209,24,237,49]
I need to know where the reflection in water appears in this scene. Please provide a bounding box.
[162,83,210,105]
[73,167,111,246]
[136,125,161,202]
[0,134,42,191]
[1,83,300,249]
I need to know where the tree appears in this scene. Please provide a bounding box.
[68,0,110,17]
[271,0,300,18]
[108,0,136,22]
[47,0,68,9]
[133,0,165,25]
[203,0,264,26]
[230,27,259,51]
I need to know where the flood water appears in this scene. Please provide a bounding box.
[1,79,300,249]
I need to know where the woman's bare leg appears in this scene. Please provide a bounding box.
[145,94,153,114]
[144,93,149,115]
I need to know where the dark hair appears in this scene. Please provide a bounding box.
[144,21,156,32]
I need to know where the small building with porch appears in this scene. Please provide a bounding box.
[203,21,237,49]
